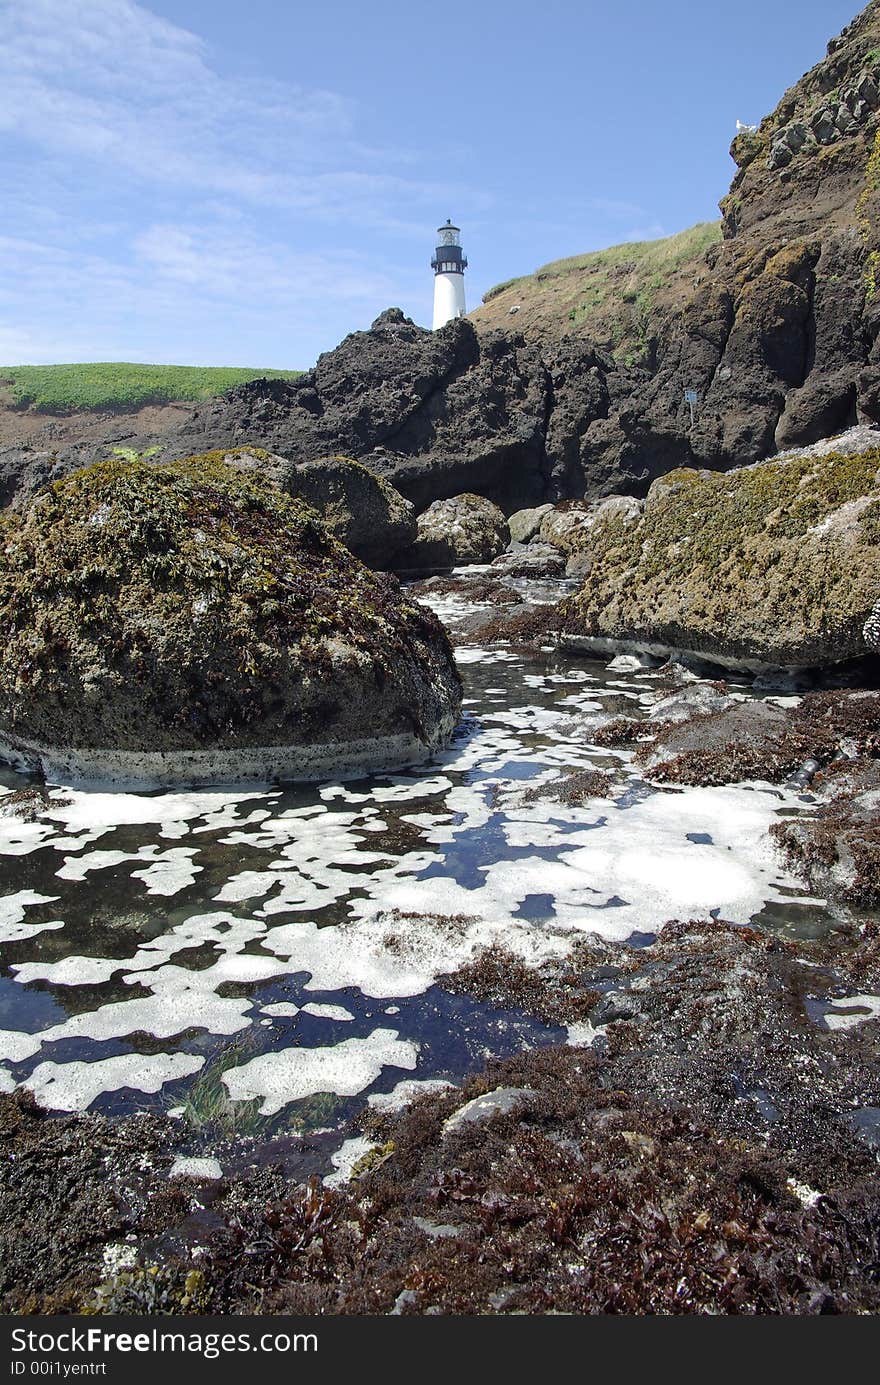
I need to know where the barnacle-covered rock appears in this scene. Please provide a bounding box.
[0,454,461,785]
[560,446,880,671]
[403,492,510,570]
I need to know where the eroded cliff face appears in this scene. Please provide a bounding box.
[3,8,880,517]
[680,1,880,457]
[479,1,880,494]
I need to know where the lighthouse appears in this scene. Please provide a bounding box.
[431,219,467,329]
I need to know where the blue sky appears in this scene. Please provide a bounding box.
[0,0,862,368]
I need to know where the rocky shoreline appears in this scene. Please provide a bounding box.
[3,554,880,1316]
[3,906,879,1315]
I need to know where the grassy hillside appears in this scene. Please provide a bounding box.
[472,222,722,362]
[0,362,304,414]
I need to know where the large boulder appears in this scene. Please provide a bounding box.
[0,454,461,786]
[540,495,642,556]
[403,493,511,571]
[560,446,880,671]
[225,448,416,567]
[507,504,553,544]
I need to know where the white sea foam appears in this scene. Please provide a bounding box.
[0,646,832,1120]
[301,1003,355,1022]
[822,994,880,1031]
[25,1052,204,1112]
[367,1078,454,1112]
[0,891,64,944]
[131,848,203,896]
[323,1135,377,1188]
[222,1028,419,1115]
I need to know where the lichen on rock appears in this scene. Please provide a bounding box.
[560,444,880,670]
[403,492,510,571]
[0,453,461,784]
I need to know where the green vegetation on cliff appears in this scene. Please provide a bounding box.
[0,363,303,414]
[531,221,722,286]
[475,222,722,359]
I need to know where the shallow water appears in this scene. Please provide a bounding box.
[0,579,837,1169]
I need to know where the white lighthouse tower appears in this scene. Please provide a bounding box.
[431,219,467,329]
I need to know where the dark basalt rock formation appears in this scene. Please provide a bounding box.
[3,11,880,524]
[0,454,461,786]
[0,312,553,518]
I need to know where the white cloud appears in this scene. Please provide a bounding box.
[0,0,456,224]
[132,223,397,304]
[0,0,476,360]
[619,222,668,243]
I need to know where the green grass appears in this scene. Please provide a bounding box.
[533,221,722,285]
[482,222,721,304]
[481,275,528,303]
[0,362,304,413]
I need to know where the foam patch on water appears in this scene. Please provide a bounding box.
[130,849,203,896]
[822,994,880,1031]
[26,1051,204,1112]
[301,1003,355,1023]
[323,1135,377,1188]
[0,647,833,1120]
[222,1028,419,1116]
[367,1078,454,1112]
[454,648,521,665]
[0,891,64,944]
[54,844,202,895]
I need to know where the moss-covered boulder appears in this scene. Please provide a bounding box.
[560,447,880,671]
[403,493,510,571]
[202,448,416,569]
[0,455,461,785]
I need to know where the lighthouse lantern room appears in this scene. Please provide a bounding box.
[431,219,467,329]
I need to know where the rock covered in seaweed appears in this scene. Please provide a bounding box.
[403,492,510,571]
[560,445,880,671]
[0,454,461,785]
[225,448,417,568]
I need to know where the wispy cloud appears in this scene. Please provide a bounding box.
[0,0,460,224]
[0,0,474,362]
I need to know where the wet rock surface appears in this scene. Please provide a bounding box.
[4,915,880,1315]
[0,453,461,784]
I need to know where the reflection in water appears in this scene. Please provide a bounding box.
[0,582,836,1170]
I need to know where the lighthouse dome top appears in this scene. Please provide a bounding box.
[437,219,461,245]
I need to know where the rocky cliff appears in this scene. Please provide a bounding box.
[3,5,880,515]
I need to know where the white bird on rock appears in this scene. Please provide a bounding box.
[736,119,758,133]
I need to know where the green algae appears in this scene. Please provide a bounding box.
[562,447,880,665]
[0,452,458,752]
